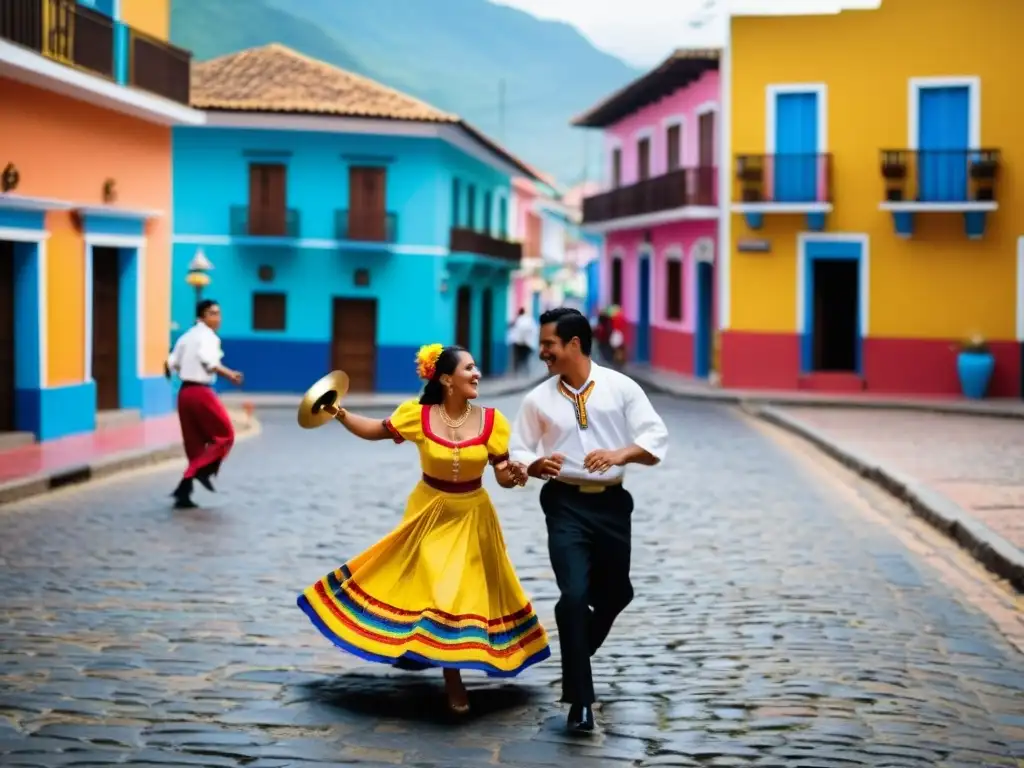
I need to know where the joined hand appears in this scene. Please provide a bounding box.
[583,448,625,474]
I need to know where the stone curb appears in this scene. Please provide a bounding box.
[752,403,1024,593]
[221,375,548,410]
[0,413,262,507]
[632,371,1024,421]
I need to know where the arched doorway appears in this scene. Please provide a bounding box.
[480,287,493,375]
[455,286,472,350]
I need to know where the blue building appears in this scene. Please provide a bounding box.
[171,44,538,394]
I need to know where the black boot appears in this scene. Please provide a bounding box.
[172,478,197,509]
[566,703,595,732]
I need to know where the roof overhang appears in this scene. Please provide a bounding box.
[572,49,720,129]
[199,110,541,182]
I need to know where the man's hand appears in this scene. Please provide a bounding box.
[227,369,244,386]
[583,448,626,474]
[528,453,565,480]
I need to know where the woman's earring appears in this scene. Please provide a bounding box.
[447,384,454,396]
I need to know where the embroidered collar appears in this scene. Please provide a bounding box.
[557,378,596,429]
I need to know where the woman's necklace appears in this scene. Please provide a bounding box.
[435,402,472,435]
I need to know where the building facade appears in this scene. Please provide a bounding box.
[0,0,200,442]
[172,45,535,395]
[575,51,721,378]
[722,0,1023,396]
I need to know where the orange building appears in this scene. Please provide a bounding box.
[0,0,202,441]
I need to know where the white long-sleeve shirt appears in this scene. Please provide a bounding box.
[167,322,223,384]
[509,362,668,483]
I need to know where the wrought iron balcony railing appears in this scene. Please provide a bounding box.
[449,227,522,262]
[879,149,1000,203]
[582,166,717,224]
[734,153,833,204]
[229,206,301,239]
[335,209,398,242]
[0,0,191,105]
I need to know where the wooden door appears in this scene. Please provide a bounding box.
[480,288,493,375]
[348,166,387,241]
[92,247,120,411]
[637,137,651,181]
[0,242,15,431]
[666,123,681,171]
[331,299,377,392]
[455,286,471,350]
[249,163,287,236]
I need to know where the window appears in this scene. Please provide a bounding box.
[666,123,682,171]
[467,184,477,230]
[698,111,715,167]
[252,292,286,331]
[247,163,287,236]
[451,178,461,227]
[611,147,622,188]
[611,256,623,306]
[347,166,387,241]
[665,258,683,321]
[483,190,493,234]
[497,196,508,238]
[637,137,651,181]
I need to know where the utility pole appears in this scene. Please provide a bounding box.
[498,78,506,142]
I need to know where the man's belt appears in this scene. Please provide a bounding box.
[552,477,623,494]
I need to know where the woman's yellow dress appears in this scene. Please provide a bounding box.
[297,400,551,676]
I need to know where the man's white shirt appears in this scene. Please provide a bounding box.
[509,362,668,483]
[167,322,223,384]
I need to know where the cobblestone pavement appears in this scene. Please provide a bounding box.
[1,395,1023,767]
[778,407,1024,551]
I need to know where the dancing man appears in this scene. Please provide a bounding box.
[165,299,244,509]
[510,307,668,733]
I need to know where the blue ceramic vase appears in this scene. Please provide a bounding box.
[956,350,995,399]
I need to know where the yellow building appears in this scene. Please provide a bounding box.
[719,0,1023,398]
[0,0,202,441]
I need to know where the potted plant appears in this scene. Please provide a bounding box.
[955,334,995,399]
[970,156,998,180]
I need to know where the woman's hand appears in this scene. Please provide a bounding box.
[324,404,347,422]
[495,460,528,488]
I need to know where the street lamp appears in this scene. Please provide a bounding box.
[184,248,213,304]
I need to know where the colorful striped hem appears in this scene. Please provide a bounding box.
[297,593,551,678]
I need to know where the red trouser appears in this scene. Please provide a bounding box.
[177,383,235,480]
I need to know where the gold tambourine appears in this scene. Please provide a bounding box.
[297,370,350,429]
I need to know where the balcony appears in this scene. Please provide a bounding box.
[229,206,301,242]
[335,209,398,244]
[581,167,717,230]
[878,149,1000,239]
[732,153,833,231]
[449,227,522,263]
[0,0,192,107]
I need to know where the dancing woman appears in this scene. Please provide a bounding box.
[297,344,551,714]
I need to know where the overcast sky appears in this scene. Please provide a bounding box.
[493,0,881,67]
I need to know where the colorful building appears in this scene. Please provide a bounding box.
[0,0,201,442]
[172,45,538,395]
[721,0,1023,396]
[509,177,602,323]
[574,50,721,378]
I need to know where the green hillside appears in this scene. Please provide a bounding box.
[170,0,641,184]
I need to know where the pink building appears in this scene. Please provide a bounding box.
[574,50,720,378]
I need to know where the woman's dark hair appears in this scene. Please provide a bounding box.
[419,345,469,405]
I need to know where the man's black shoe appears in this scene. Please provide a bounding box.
[173,496,199,509]
[566,703,595,732]
[195,471,216,493]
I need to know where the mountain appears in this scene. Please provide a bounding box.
[170,0,641,184]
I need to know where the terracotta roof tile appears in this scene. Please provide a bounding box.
[191,43,458,122]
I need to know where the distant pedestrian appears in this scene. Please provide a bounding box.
[510,307,668,733]
[507,307,537,375]
[165,299,244,509]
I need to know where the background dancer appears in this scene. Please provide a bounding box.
[510,307,668,733]
[165,299,244,509]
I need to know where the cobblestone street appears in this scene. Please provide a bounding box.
[1,394,1023,767]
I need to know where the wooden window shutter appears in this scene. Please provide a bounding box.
[348,167,387,241]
